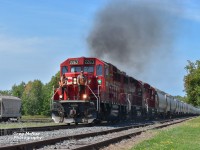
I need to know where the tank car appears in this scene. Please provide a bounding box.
[155,90,168,118]
[0,96,21,121]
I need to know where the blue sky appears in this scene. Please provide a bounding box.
[0,0,200,96]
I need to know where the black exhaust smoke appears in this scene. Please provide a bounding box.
[87,0,180,78]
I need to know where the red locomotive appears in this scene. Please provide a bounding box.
[51,57,200,124]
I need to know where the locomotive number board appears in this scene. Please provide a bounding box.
[69,60,79,65]
[84,59,95,64]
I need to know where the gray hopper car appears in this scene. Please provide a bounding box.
[0,96,21,121]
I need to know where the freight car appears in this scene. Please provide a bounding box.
[0,96,21,121]
[51,57,200,124]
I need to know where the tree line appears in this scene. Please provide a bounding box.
[0,60,199,116]
[184,60,200,106]
[0,71,60,116]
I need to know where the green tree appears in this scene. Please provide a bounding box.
[11,82,26,98]
[41,71,60,116]
[1,71,60,116]
[10,82,26,114]
[22,80,43,115]
[0,90,12,96]
[174,95,187,102]
[184,60,200,106]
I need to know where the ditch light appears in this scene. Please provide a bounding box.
[97,79,102,85]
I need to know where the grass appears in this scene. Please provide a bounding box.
[131,117,200,150]
[21,115,51,120]
[0,115,63,129]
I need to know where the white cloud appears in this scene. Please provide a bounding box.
[0,35,59,54]
[0,33,88,90]
[159,0,200,23]
[0,25,7,32]
[183,9,200,22]
[135,0,200,23]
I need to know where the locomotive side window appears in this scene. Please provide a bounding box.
[124,76,128,84]
[96,65,103,76]
[105,66,109,76]
[114,73,120,82]
[84,66,94,73]
[62,66,68,74]
[71,66,81,72]
[137,88,142,96]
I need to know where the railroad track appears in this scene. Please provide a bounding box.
[0,123,94,136]
[72,117,192,150]
[0,118,169,136]
[0,117,194,150]
[0,118,158,136]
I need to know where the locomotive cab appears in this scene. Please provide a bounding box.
[52,57,104,124]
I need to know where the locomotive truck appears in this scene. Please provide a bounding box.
[51,57,200,124]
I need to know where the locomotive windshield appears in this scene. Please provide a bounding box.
[62,66,68,74]
[70,66,94,73]
[84,66,94,73]
[71,66,82,72]
[96,64,103,76]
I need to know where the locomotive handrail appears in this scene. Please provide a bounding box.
[86,85,99,112]
[51,88,59,100]
[145,98,149,113]
[120,93,131,112]
[127,94,132,112]
[51,86,59,110]
[98,85,101,112]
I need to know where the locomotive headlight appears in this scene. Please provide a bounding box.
[97,79,102,85]
[83,94,87,99]
[73,77,77,84]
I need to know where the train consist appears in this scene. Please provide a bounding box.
[51,57,200,123]
[0,96,21,121]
